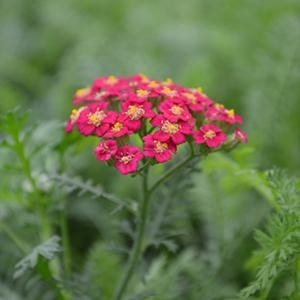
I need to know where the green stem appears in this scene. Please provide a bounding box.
[37,204,52,241]
[60,209,72,278]
[113,168,150,300]
[13,132,53,242]
[149,154,194,195]
[113,151,200,300]
[0,223,30,254]
[13,130,61,278]
[14,135,38,193]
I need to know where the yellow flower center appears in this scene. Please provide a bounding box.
[170,105,183,116]
[204,130,216,139]
[87,109,106,127]
[197,86,203,94]
[75,87,90,97]
[161,120,180,134]
[163,78,173,85]
[70,107,85,123]
[71,109,79,120]
[120,154,134,164]
[111,122,123,132]
[106,76,118,85]
[136,89,150,98]
[148,81,159,88]
[126,105,145,120]
[162,87,177,97]
[139,73,149,83]
[183,92,197,104]
[215,103,224,109]
[154,141,168,153]
[226,109,235,118]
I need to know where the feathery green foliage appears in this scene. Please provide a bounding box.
[14,236,62,279]
[241,170,300,299]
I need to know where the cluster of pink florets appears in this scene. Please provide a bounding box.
[66,74,247,175]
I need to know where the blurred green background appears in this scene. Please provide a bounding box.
[1,1,300,299]
[1,0,300,171]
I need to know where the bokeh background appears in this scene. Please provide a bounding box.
[1,0,300,299]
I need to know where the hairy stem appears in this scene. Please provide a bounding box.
[113,168,150,300]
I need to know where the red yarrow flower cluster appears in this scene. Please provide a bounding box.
[66,74,247,175]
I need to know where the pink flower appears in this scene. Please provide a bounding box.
[114,145,143,175]
[72,76,128,105]
[205,104,225,121]
[143,134,176,163]
[89,89,120,103]
[72,89,109,105]
[150,115,194,145]
[65,107,86,133]
[128,73,151,86]
[121,101,155,131]
[234,128,248,144]
[76,102,115,137]
[73,87,93,105]
[93,75,128,91]
[103,113,132,138]
[158,99,192,122]
[193,124,226,148]
[205,104,243,124]
[72,82,125,105]
[122,88,158,103]
[159,86,179,98]
[94,140,118,161]
[133,80,163,98]
[144,80,162,93]
[222,109,243,124]
[181,90,213,112]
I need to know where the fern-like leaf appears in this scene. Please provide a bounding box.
[13,236,62,279]
[241,171,300,298]
[51,173,135,213]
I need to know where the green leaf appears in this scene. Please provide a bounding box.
[0,108,30,139]
[51,173,133,211]
[13,235,62,279]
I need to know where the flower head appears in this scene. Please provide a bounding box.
[66,74,247,175]
[65,107,86,133]
[151,115,194,145]
[158,99,192,122]
[73,87,92,105]
[94,140,118,161]
[76,102,115,136]
[205,104,243,124]
[193,124,226,148]
[103,113,132,138]
[182,89,213,112]
[114,146,143,175]
[121,101,155,131]
[143,134,177,163]
[234,128,248,144]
